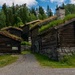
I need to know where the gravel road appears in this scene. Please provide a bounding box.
[0,54,75,75]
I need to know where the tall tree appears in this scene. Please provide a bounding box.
[2,3,9,26]
[62,3,65,8]
[0,11,6,28]
[29,13,37,21]
[30,7,36,16]
[39,6,47,20]
[47,5,53,17]
[2,3,7,15]
[18,4,29,24]
[64,4,75,15]
[12,3,15,14]
[39,6,45,15]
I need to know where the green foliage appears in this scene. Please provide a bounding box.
[42,14,47,20]
[39,6,45,15]
[47,5,53,17]
[64,14,75,21]
[65,4,75,15]
[39,14,75,32]
[1,3,48,28]
[0,54,18,67]
[21,41,31,46]
[38,6,47,20]
[38,13,47,20]
[60,55,75,66]
[0,11,6,28]
[14,17,23,27]
[29,13,37,21]
[38,14,43,20]
[2,3,7,15]
[30,7,36,16]
[34,53,75,68]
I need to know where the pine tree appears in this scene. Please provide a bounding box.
[39,6,45,15]
[30,7,36,16]
[39,6,47,20]
[47,5,53,17]
[0,11,6,28]
[2,3,7,15]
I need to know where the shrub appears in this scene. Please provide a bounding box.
[60,55,75,66]
[21,41,31,46]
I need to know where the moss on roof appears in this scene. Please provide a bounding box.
[19,20,42,28]
[1,26,23,31]
[0,31,22,42]
[30,16,57,30]
[39,14,75,32]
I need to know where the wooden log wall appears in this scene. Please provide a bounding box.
[40,30,58,60]
[59,22,75,47]
[57,22,75,60]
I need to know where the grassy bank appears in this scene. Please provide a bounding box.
[34,53,75,68]
[0,54,18,67]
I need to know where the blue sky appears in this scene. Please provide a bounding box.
[0,0,75,13]
[36,0,70,13]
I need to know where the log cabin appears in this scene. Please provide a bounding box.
[30,16,57,52]
[38,18,75,61]
[0,31,22,53]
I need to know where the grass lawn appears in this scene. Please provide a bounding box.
[34,53,75,68]
[0,54,18,67]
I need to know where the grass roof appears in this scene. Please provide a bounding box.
[26,19,42,25]
[0,31,22,42]
[39,14,75,32]
[1,26,23,32]
[30,16,57,30]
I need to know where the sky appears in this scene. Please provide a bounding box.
[0,0,75,13]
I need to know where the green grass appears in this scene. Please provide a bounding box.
[0,54,18,67]
[34,53,75,68]
[39,14,75,32]
[21,50,31,55]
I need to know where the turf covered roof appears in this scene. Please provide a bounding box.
[39,14,75,33]
[0,31,22,42]
[26,20,42,25]
[39,14,75,34]
[30,16,57,30]
[1,26,23,32]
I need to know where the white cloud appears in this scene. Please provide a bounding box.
[70,0,75,4]
[50,0,65,3]
[0,0,38,7]
[50,0,65,5]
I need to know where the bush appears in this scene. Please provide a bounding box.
[60,55,75,66]
[21,41,31,46]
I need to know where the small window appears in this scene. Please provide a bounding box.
[7,44,11,47]
[12,47,18,50]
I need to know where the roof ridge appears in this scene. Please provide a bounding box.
[0,31,22,41]
[1,26,23,31]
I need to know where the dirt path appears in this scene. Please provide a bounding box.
[0,54,75,75]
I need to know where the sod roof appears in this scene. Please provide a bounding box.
[30,16,57,30]
[39,14,75,34]
[1,26,23,32]
[26,20,42,25]
[0,31,22,42]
